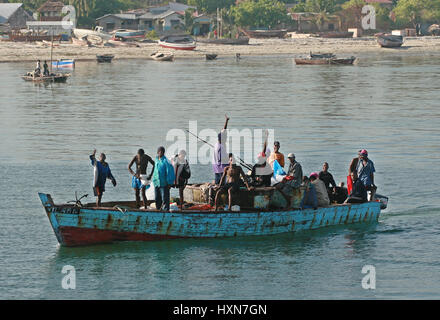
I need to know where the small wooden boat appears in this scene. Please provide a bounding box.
[113,29,146,40]
[295,53,356,65]
[39,191,386,247]
[52,59,75,69]
[242,29,287,38]
[22,73,70,83]
[377,34,404,48]
[316,31,354,38]
[96,54,114,63]
[198,37,250,45]
[205,54,218,60]
[8,32,61,42]
[158,35,196,50]
[151,52,174,61]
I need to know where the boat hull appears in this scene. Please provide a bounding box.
[52,59,75,69]
[377,35,403,48]
[198,38,250,45]
[22,74,69,83]
[295,57,356,65]
[39,193,382,247]
[158,41,196,50]
[242,29,287,38]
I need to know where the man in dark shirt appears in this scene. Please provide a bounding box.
[319,162,336,202]
[345,171,367,204]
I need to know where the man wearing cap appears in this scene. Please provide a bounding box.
[309,172,330,207]
[268,141,285,168]
[356,149,376,200]
[286,153,303,188]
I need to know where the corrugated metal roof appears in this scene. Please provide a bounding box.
[0,3,23,24]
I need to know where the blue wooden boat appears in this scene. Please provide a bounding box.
[38,192,385,247]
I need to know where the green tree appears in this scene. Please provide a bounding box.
[394,0,440,28]
[304,0,337,31]
[231,0,289,29]
[187,0,235,13]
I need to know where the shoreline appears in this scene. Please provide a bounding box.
[1,36,440,63]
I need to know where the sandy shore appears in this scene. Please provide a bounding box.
[1,36,440,62]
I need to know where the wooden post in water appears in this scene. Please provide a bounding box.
[50,29,54,75]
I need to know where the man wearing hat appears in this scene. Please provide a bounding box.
[287,153,303,188]
[356,149,376,200]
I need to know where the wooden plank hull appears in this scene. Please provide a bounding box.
[39,193,382,247]
[295,57,356,65]
[377,35,403,48]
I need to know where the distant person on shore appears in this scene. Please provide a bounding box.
[172,150,191,210]
[43,61,49,76]
[268,141,285,168]
[151,146,175,211]
[300,176,318,210]
[319,162,337,201]
[345,171,367,204]
[214,153,253,211]
[90,149,116,207]
[309,172,330,207]
[213,114,230,185]
[356,149,376,200]
[128,149,155,209]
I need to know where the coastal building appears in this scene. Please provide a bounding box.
[26,20,73,38]
[95,2,196,33]
[0,3,34,30]
[37,0,65,22]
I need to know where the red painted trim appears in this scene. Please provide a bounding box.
[58,226,183,247]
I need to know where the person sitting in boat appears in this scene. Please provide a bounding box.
[319,162,337,201]
[151,146,175,211]
[250,135,272,187]
[172,150,191,210]
[356,149,377,201]
[90,149,117,207]
[344,171,367,204]
[309,172,330,207]
[286,153,303,188]
[43,61,49,76]
[212,114,230,185]
[334,182,348,204]
[214,153,253,211]
[300,176,318,210]
[268,141,285,168]
[128,148,155,209]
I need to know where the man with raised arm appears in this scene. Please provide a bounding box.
[90,149,116,207]
[212,114,230,185]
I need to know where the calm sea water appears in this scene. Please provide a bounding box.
[0,53,439,299]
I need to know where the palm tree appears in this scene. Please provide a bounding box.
[305,0,336,32]
[69,0,95,19]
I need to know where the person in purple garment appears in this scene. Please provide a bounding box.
[212,114,230,185]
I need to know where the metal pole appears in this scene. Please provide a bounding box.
[50,29,54,74]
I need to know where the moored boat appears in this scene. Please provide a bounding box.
[158,35,196,50]
[295,53,356,65]
[197,37,250,45]
[205,53,218,60]
[377,34,404,48]
[113,29,146,40]
[38,189,386,247]
[242,29,287,38]
[52,59,75,69]
[151,51,174,61]
[96,54,114,63]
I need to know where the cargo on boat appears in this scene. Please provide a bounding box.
[38,185,386,246]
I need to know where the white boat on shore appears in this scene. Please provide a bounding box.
[158,35,196,51]
[73,26,112,41]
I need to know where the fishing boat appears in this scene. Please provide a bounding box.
[295,53,357,65]
[51,59,75,69]
[316,31,354,38]
[96,54,114,63]
[113,29,146,40]
[205,53,218,60]
[242,29,287,38]
[22,73,70,83]
[197,37,250,45]
[73,27,112,41]
[38,186,387,247]
[158,35,197,50]
[377,34,404,48]
[151,52,174,61]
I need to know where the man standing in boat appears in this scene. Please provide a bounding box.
[268,141,285,168]
[151,146,175,211]
[213,114,230,185]
[356,149,376,201]
[214,153,253,211]
[128,149,155,209]
[43,61,49,76]
[90,149,117,207]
